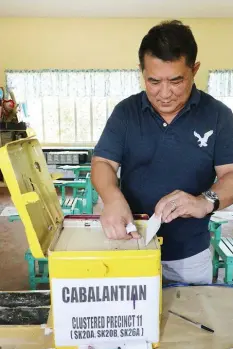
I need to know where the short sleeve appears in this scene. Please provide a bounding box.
[93,102,127,164]
[214,104,233,166]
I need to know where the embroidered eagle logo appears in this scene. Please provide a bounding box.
[194,130,213,147]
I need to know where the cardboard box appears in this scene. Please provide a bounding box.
[0,137,162,349]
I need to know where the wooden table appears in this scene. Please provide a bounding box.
[160,285,233,348]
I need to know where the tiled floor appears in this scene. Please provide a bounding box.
[0,187,232,290]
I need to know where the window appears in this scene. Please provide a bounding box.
[208,70,233,111]
[6,70,141,145]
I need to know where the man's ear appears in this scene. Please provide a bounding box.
[192,61,201,77]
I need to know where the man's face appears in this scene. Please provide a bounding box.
[142,54,200,117]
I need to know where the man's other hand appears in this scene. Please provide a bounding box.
[154,190,213,223]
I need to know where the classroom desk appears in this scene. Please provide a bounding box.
[160,285,233,348]
[57,165,98,204]
[58,165,91,179]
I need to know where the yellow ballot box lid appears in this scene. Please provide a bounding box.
[0,137,63,258]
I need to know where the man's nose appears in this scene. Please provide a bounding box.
[159,83,172,99]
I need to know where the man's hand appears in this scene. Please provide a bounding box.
[91,156,140,240]
[154,190,214,223]
[100,197,141,240]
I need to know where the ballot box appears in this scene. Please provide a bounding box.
[0,137,162,349]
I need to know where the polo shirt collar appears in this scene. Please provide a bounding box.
[141,83,201,112]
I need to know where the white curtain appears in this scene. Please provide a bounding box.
[208,70,233,111]
[6,70,141,145]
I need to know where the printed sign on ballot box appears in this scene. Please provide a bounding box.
[52,276,160,346]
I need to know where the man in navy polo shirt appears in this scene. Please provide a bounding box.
[91,20,233,284]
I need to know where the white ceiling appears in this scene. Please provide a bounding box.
[1,0,233,18]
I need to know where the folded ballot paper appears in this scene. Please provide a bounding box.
[145,214,162,245]
[126,214,162,246]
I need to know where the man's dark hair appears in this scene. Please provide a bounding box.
[138,20,197,70]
